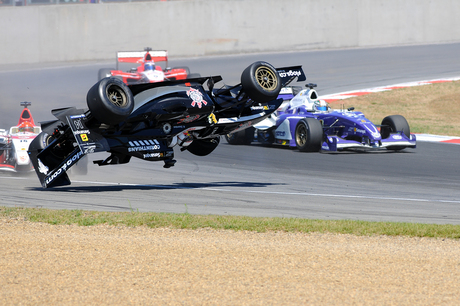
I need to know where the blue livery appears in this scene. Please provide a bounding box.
[226,84,416,152]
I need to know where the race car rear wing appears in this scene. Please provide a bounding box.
[116,50,168,69]
[276,66,306,86]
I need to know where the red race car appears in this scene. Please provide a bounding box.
[98,48,200,84]
[0,102,41,172]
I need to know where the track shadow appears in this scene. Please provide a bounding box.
[27,181,285,193]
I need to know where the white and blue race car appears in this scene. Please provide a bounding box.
[225,83,416,152]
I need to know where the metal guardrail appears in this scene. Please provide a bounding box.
[0,0,163,6]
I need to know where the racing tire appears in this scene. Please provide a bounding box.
[257,128,275,145]
[295,118,323,152]
[186,137,220,156]
[381,115,411,151]
[35,122,67,159]
[98,68,114,80]
[86,77,134,126]
[225,127,254,145]
[241,61,282,103]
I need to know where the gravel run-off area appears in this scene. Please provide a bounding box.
[1,218,460,305]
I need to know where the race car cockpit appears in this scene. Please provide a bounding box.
[278,85,330,116]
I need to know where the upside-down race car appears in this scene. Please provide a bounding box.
[0,102,41,172]
[226,83,416,152]
[98,48,200,84]
[28,61,306,188]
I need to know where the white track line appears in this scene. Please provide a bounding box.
[70,180,460,204]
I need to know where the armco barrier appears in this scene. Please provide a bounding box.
[1,0,460,65]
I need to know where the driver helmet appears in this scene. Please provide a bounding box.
[315,100,328,111]
[144,62,156,71]
[18,122,34,133]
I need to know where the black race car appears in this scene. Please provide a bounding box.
[28,61,306,188]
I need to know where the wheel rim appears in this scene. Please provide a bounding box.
[106,84,128,108]
[296,123,307,146]
[255,66,278,91]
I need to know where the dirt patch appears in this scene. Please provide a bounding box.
[1,218,459,305]
[335,80,460,136]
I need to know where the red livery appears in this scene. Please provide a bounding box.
[98,48,199,84]
[0,102,41,172]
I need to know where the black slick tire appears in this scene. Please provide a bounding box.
[186,138,220,156]
[225,127,254,145]
[241,61,282,103]
[295,118,323,152]
[86,77,134,125]
[381,115,411,150]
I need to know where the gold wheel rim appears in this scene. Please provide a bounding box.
[296,124,307,146]
[255,66,278,91]
[106,84,128,108]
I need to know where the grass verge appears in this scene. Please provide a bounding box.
[2,206,460,239]
[330,80,460,136]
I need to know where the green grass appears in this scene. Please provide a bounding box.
[2,206,460,239]
[337,80,460,136]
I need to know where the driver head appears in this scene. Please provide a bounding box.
[315,100,328,111]
[144,62,155,71]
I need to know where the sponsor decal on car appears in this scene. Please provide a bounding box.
[276,139,288,145]
[73,118,85,130]
[279,87,293,94]
[250,105,271,111]
[69,114,86,119]
[143,152,162,158]
[82,145,96,154]
[178,115,200,124]
[208,113,217,124]
[38,158,49,175]
[45,149,84,186]
[278,70,302,78]
[275,131,285,137]
[73,130,90,135]
[187,88,207,108]
[128,139,161,152]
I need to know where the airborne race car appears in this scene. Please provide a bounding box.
[0,102,41,172]
[28,61,306,188]
[226,83,416,152]
[98,48,200,84]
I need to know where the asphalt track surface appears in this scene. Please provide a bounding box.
[1,43,460,224]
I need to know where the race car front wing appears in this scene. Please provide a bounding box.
[322,133,417,151]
